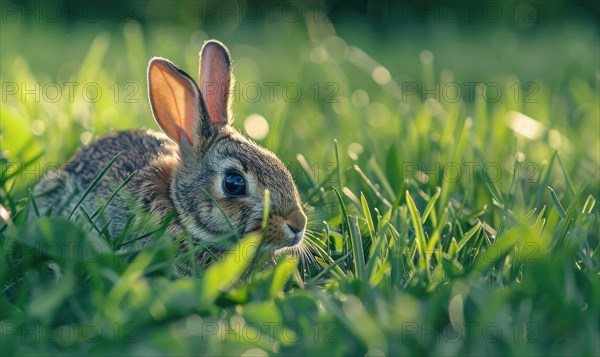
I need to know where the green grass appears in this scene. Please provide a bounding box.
[1,5,599,356]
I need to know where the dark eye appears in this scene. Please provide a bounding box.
[222,172,247,196]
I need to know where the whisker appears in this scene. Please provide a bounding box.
[305,248,316,268]
[299,240,318,268]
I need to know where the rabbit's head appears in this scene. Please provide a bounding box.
[147,40,306,252]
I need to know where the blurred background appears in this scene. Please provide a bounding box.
[1,0,599,198]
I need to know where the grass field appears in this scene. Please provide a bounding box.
[1,1,599,356]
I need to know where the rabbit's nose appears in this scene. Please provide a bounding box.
[286,209,307,234]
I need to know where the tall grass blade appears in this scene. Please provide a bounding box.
[406,190,429,277]
[67,154,120,220]
[548,186,566,219]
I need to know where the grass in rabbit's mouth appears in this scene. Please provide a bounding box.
[1,5,599,356]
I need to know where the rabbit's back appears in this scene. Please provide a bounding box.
[63,130,170,186]
[32,130,177,233]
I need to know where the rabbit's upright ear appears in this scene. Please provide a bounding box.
[147,58,208,146]
[199,40,232,127]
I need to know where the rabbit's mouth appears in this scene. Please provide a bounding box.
[286,228,305,247]
[273,227,305,251]
[245,222,305,252]
[291,232,304,246]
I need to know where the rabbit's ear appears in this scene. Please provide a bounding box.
[199,40,232,127]
[147,57,206,146]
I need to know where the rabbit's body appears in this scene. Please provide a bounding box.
[33,130,180,238]
[32,40,308,264]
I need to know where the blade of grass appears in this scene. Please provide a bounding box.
[92,170,137,222]
[262,189,270,242]
[354,165,392,208]
[78,206,105,237]
[367,157,395,199]
[406,190,429,278]
[303,236,346,280]
[422,186,441,224]
[67,154,120,220]
[481,167,505,210]
[334,139,343,195]
[425,207,449,264]
[360,192,375,237]
[552,189,583,252]
[456,222,483,253]
[533,151,557,208]
[439,118,471,213]
[366,223,389,282]
[200,187,237,235]
[348,216,366,281]
[1,151,44,182]
[556,153,576,198]
[548,186,566,219]
[582,195,596,214]
[332,187,356,275]
[28,189,40,218]
[296,153,318,188]
[307,250,353,284]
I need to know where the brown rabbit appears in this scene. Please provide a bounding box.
[31,40,307,264]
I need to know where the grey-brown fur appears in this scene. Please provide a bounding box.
[31,130,181,237]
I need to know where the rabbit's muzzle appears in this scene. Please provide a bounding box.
[257,208,307,250]
[285,209,307,245]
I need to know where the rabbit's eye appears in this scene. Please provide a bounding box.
[222,172,247,196]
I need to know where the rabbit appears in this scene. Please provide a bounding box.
[31,40,307,265]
